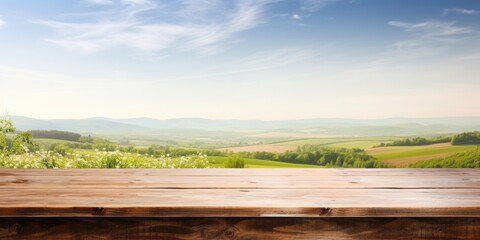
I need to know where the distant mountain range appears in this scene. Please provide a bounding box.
[6,115,480,137]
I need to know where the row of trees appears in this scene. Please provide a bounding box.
[375,131,480,148]
[451,131,480,145]
[237,145,387,168]
[29,130,82,142]
[374,136,451,147]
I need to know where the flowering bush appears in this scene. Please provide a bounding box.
[0,145,210,169]
[0,119,211,169]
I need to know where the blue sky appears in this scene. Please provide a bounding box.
[0,0,479,120]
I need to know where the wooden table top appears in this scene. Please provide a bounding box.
[0,169,479,217]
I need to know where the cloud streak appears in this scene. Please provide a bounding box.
[388,20,476,57]
[84,0,114,5]
[300,0,338,12]
[356,20,480,69]
[0,16,5,29]
[35,0,276,54]
[443,8,478,15]
[389,20,473,40]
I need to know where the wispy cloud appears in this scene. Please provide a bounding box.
[84,0,114,5]
[443,8,478,15]
[292,0,339,25]
[300,0,338,12]
[0,16,5,29]
[35,20,191,52]
[35,0,276,54]
[388,21,473,59]
[359,20,479,68]
[389,21,473,40]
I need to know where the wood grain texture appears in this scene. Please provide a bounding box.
[0,169,479,217]
[1,217,480,240]
[2,174,480,189]
[1,189,480,217]
[2,168,479,176]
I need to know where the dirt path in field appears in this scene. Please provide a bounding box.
[248,132,343,138]
[384,152,456,167]
[219,144,296,153]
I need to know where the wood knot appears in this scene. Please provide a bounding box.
[12,179,28,184]
[92,207,106,216]
[223,229,236,239]
[318,208,332,216]
[9,223,21,234]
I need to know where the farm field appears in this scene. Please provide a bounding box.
[274,137,403,148]
[222,137,403,153]
[208,156,320,168]
[219,144,296,153]
[367,143,478,167]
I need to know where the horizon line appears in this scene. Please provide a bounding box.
[5,114,480,122]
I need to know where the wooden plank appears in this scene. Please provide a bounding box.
[0,169,479,217]
[1,217,480,239]
[1,175,480,189]
[0,188,479,217]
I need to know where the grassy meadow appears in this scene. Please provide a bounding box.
[368,144,478,167]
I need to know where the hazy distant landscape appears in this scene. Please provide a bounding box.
[10,115,480,146]
[1,115,478,169]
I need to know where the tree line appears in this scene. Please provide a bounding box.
[374,136,451,147]
[236,145,387,168]
[451,131,480,145]
[375,131,480,147]
[29,130,81,142]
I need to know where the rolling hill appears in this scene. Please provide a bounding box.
[5,115,480,146]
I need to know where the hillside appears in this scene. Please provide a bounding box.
[8,115,480,136]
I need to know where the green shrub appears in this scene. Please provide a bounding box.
[41,156,59,169]
[410,148,480,168]
[224,155,245,168]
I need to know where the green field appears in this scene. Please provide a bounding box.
[367,144,479,167]
[370,145,477,161]
[223,137,404,153]
[273,137,402,149]
[272,137,403,149]
[208,156,319,168]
